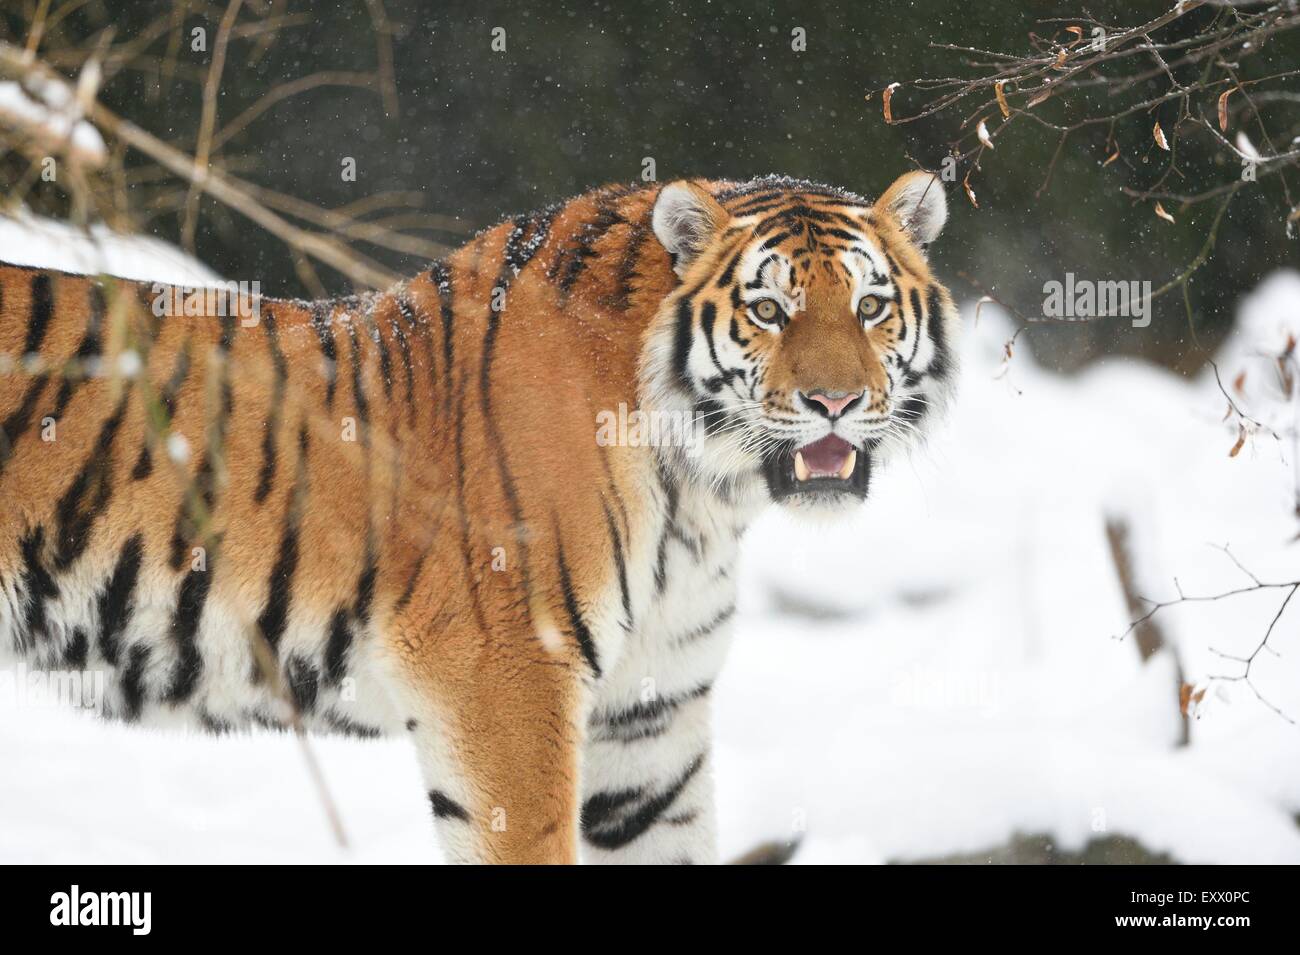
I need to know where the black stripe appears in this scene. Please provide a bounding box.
[601,498,632,631]
[257,422,309,653]
[324,710,381,738]
[594,682,712,743]
[393,549,427,613]
[254,309,288,504]
[0,375,50,471]
[581,754,705,850]
[507,205,561,274]
[727,198,788,217]
[428,790,469,821]
[723,189,785,210]
[555,194,624,300]
[0,274,56,471]
[18,527,59,644]
[807,222,861,243]
[345,321,370,448]
[53,386,131,570]
[743,253,780,289]
[386,301,416,427]
[309,302,338,407]
[699,301,743,393]
[120,643,151,720]
[97,533,143,667]
[427,263,455,415]
[924,285,953,382]
[652,459,680,596]
[217,312,236,417]
[715,247,746,288]
[286,655,320,713]
[21,272,55,353]
[897,392,928,426]
[62,628,89,669]
[256,516,299,656]
[674,603,735,644]
[611,219,649,311]
[163,563,212,703]
[671,298,696,393]
[50,283,105,420]
[367,302,395,400]
[353,547,377,624]
[555,531,602,678]
[323,609,352,685]
[906,288,925,369]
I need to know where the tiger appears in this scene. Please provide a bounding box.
[0,170,958,864]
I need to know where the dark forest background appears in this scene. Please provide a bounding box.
[3,0,1297,372]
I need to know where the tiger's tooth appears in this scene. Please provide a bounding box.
[838,449,857,480]
[794,451,810,482]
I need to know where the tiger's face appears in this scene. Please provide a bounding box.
[643,172,959,513]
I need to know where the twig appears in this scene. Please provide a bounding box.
[181,0,243,251]
[1115,545,1298,725]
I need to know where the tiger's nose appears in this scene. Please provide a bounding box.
[798,390,863,419]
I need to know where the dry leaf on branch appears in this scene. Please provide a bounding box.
[1153,120,1170,151]
[1228,426,1247,457]
[882,82,900,124]
[1154,201,1175,223]
[976,118,994,150]
[1179,683,1208,717]
[995,80,1010,119]
[1218,88,1235,132]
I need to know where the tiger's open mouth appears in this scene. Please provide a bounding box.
[762,433,871,501]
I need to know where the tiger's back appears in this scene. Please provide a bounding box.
[0,183,666,737]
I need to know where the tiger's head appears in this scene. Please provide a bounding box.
[641,172,959,513]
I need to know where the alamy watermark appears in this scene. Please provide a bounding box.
[595,402,706,457]
[1041,272,1151,328]
[50,885,151,935]
[0,662,105,712]
[151,281,261,327]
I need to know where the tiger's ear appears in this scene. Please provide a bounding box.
[875,170,947,247]
[652,180,728,277]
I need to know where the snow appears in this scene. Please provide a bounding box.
[0,212,220,286]
[2,220,1297,864]
[0,78,107,168]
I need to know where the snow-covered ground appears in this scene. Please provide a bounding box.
[1,219,1297,864]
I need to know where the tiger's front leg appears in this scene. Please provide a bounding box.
[580,618,734,864]
[388,619,589,865]
[582,682,720,864]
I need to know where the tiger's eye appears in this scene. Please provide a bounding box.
[753,299,781,323]
[858,295,885,322]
